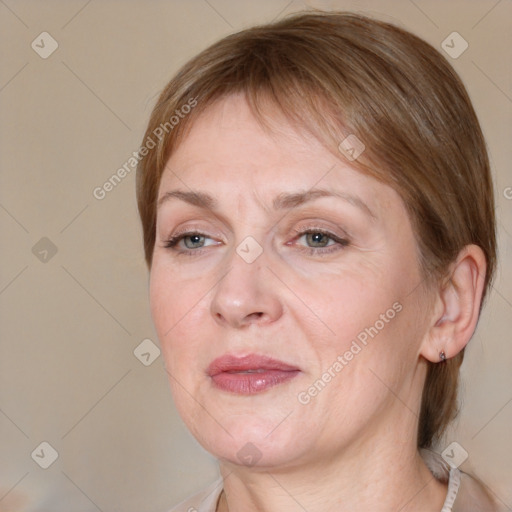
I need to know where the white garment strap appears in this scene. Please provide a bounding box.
[440,467,461,512]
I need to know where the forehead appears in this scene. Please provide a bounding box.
[172,95,321,165]
[159,94,401,219]
[164,97,338,181]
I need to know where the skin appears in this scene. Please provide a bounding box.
[149,93,486,511]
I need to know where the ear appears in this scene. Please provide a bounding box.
[420,244,487,363]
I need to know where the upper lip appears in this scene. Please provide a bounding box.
[207,354,300,376]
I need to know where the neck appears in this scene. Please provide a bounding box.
[217,431,447,512]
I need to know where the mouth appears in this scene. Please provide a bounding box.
[207,354,301,395]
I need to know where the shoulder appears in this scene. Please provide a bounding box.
[167,478,223,512]
[420,448,502,512]
[453,472,505,512]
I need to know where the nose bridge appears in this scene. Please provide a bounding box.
[210,231,282,327]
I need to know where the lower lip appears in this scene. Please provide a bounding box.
[211,370,300,394]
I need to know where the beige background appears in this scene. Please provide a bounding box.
[0,0,511,510]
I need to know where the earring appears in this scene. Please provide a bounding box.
[439,350,446,362]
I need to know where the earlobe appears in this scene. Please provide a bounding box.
[420,244,487,363]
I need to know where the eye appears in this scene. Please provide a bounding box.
[163,231,217,255]
[162,227,349,257]
[291,227,349,256]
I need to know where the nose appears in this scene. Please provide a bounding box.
[210,243,284,329]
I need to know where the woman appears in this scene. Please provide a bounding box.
[136,11,499,512]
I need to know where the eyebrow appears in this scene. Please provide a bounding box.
[157,188,376,219]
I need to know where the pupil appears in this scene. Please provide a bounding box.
[186,234,203,248]
[309,232,327,246]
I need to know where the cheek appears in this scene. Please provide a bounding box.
[149,268,187,364]
[314,272,397,338]
[306,270,415,389]
[149,264,210,377]
[149,269,173,338]
[149,262,200,334]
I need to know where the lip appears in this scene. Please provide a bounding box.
[207,354,301,395]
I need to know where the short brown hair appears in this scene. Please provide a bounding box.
[136,11,496,448]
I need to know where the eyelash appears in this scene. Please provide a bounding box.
[162,227,349,257]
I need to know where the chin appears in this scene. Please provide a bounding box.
[190,412,315,469]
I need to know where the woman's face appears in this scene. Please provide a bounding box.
[150,94,432,469]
